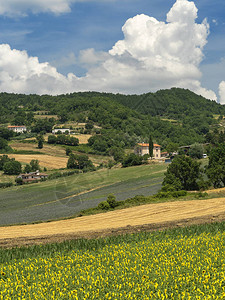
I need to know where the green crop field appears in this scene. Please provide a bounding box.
[0,222,224,299]
[0,164,167,226]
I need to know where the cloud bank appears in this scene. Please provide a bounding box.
[0,0,75,16]
[0,0,218,100]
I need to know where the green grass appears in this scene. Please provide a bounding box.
[0,164,167,226]
[0,222,224,299]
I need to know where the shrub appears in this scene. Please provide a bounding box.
[98,201,110,210]
[107,194,117,208]
[15,178,23,185]
[122,153,143,167]
[171,190,187,198]
[0,182,13,188]
[66,147,72,156]
[156,190,187,199]
[195,192,208,198]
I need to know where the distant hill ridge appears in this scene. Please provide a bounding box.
[0,88,224,148]
[112,88,224,119]
[0,88,224,119]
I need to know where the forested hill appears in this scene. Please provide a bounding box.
[113,88,225,119]
[0,88,224,119]
[0,88,224,149]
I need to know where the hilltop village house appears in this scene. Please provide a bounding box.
[17,170,48,183]
[7,125,27,133]
[135,143,161,159]
[52,128,71,134]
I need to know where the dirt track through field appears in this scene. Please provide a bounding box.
[0,197,225,247]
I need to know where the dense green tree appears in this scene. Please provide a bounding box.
[48,135,57,144]
[30,159,41,171]
[67,153,78,169]
[66,147,72,156]
[59,111,68,123]
[3,160,21,175]
[36,134,44,149]
[0,155,11,170]
[67,153,95,171]
[0,138,8,150]
[32,119,54,133]
[23,164,32,173]
[13,111,26,126]
[0,128,14,140]
[148,135,153,159]
[109,147,125,162]
[85,122,94,130]
[122,153,143,168]
[206,144,225,188]
[166,142,179,154]
[48,135,79,146]
[163,155,201,190]
[189,143,204,159]
[76,154,95,171]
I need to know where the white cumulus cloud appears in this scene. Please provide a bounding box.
[219,81,225,104]
[0,0,217,99]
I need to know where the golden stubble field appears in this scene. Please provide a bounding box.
[10,141,111,167]
[8,154,68,169]
[0,197,225,247]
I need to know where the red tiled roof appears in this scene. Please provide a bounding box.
[137,143,161,147]
[8,125,26,128]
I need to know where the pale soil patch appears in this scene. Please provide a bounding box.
[0,172,15,183]
[72,134,92,144]
[206,187,225,194]
[8,154,67,169]
[1,198,225,246]
[34,115,58,120]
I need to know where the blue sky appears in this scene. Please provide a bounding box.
[0,0,225,103]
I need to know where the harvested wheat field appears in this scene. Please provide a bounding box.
[10,142,67,157]
[8,154,67,169]
[0,197,225,247]
[72,134,92,144]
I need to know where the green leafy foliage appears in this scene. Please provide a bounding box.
[31,118,55,134]
[36,134,44,149]
[97,201,110,210]
[206,143,225,188]
[30,159,41,172]
[0,155,11,170]
[189,143,204,159]
[107,194,117,208]
[0,128,14,140]
[3,160,21,175]
[48,134,79,146]
[163,155,201,191]
[67,153,95,172]
[122,153,144,168]
[148,135,153,159]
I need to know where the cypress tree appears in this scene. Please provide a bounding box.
[149,135,153,159]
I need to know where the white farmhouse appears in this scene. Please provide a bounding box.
[8,125,27,133]
[52,128,70,134]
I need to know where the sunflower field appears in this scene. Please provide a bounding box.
[0,222,225,299]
